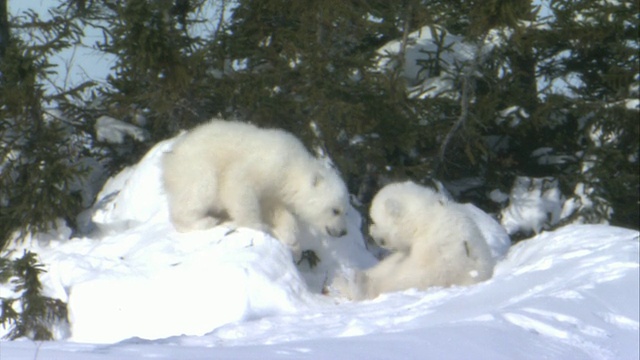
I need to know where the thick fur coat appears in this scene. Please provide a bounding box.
[162,120,349,257]
[335,181,495,300]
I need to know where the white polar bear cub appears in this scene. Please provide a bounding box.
[162,120,349,257]
[337,181,495,300]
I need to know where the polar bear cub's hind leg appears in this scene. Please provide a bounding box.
[162,151,223,232]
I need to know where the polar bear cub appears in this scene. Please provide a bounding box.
[162,120,349,257]
[336,181,495,300]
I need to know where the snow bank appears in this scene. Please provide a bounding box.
[500,176,564,235]
[4,224,637,360]
[67,228,317,343]
[89,137,175,234]
[2,136,377,343]
[2,134,637,359]
[181,226,638,350]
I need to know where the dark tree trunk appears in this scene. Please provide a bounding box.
[0,0,9,58]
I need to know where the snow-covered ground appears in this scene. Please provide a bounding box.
[1,135,638,360]
[3,1,637,358]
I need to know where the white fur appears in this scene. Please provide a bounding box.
[336,181,495,300]
[162,120,349,257]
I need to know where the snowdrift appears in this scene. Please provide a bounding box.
[1,136,638,360]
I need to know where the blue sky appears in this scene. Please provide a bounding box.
[8,0,235,95]
[8,0,115,94]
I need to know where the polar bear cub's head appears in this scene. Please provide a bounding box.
[295,165,349,238]
[369,181,447,252]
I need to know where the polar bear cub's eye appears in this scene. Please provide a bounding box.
[332,208,342,216]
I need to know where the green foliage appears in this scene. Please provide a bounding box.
[368,0,638,231]
[0,4,92,247]
[214,0,419,202]
[0,251,68,340]
[87,0,222,141]
[532,0,638,228]
[1,0,637,253]
[188,0,639,230]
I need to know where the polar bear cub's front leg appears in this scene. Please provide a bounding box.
[268,206,301,260]
[333,252,416,300]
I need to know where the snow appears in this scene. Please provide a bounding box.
[496,173,616,238]
[497,105,530,127]
[375,25,511,100]
[7,0,116,95]
[3,3,639,356]
[375,25,475,99]
[67,229,315,343]
[499,176,564,235]
[1,134,638,359]
[95,116,149,144]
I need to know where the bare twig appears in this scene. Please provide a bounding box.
[435,32,490,174]
[213,0,227,38]
[437,73,473,165]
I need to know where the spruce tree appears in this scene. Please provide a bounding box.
[0,2,91,246]
[424,0,639,231]
[85,0,223,145]
[214,0,420,204]
[0,251,68,340]
[542,0,639,228]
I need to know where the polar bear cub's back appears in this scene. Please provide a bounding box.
[166,120,309,183]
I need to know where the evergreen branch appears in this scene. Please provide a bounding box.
[0,251,69,341]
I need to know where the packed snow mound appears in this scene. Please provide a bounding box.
[89,137,175,234]
[4,224,637,360]
[68,228,319,343]
[2,135,637,360]
[171,226,638,348]
[3,134,378,343]
[18,220,362,344]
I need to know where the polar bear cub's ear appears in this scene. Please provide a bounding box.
[384,198,403,218]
